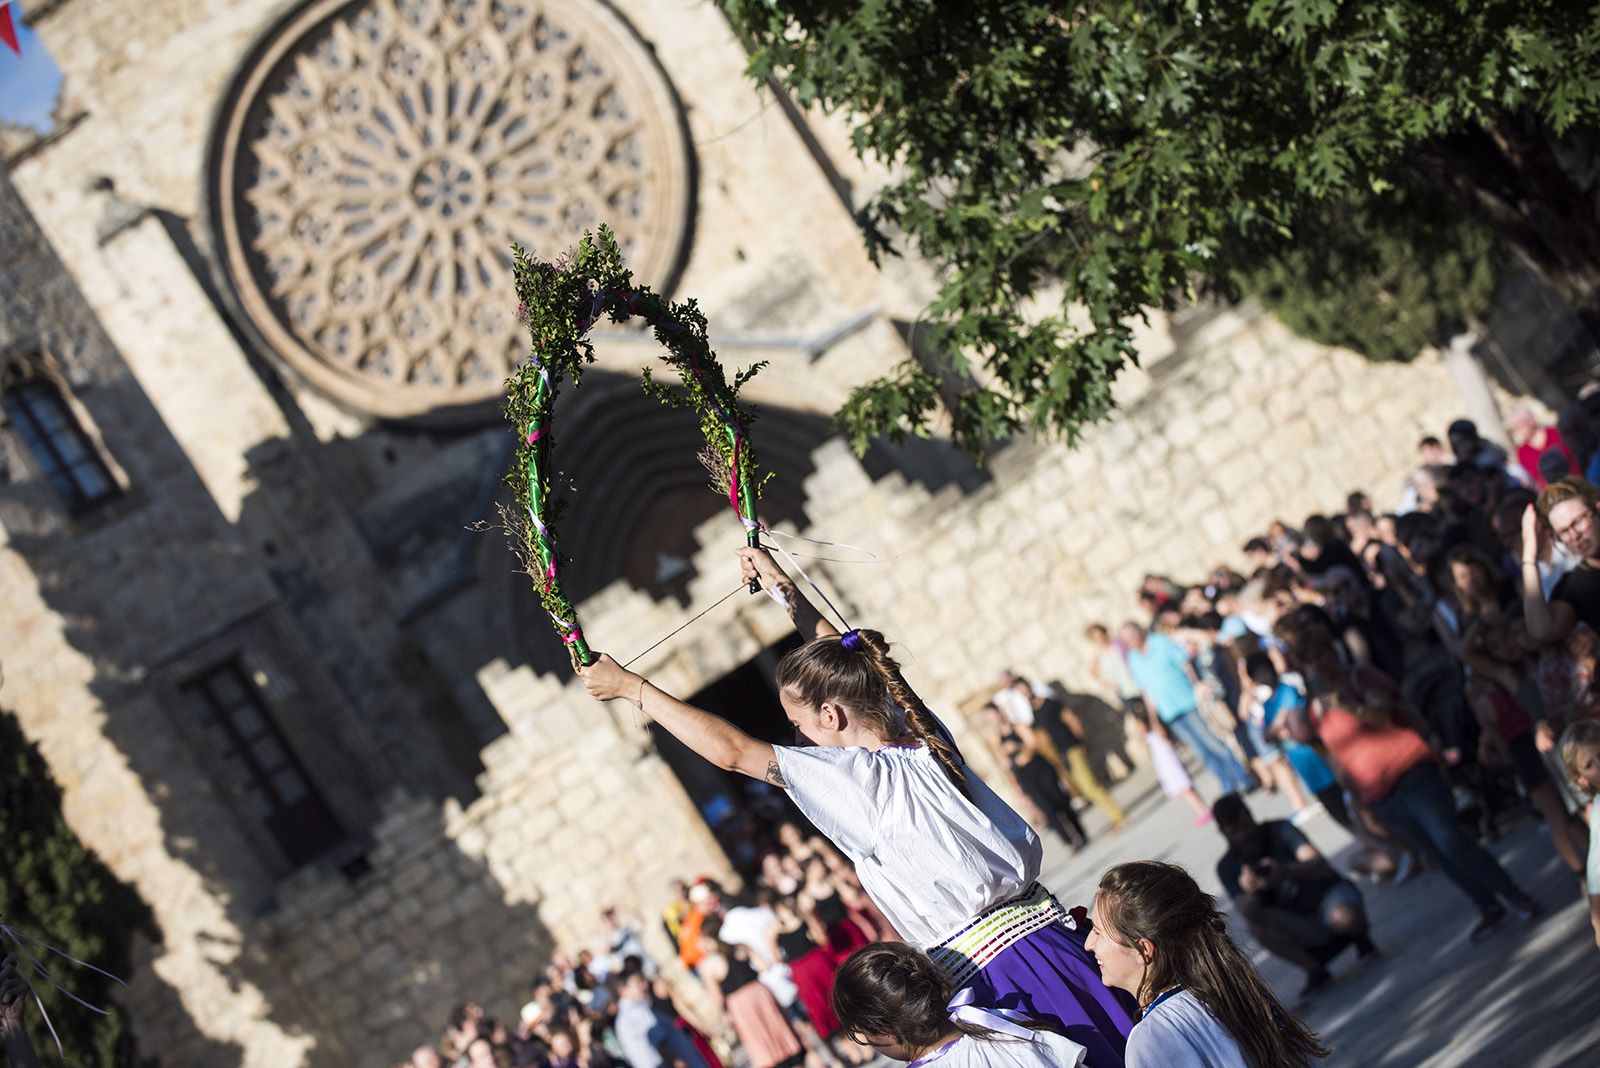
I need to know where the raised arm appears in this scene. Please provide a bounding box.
[739,546,839,640]
[579,655,784,786]
[1521,503,1577,644]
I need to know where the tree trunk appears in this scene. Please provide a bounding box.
[1425,114,1600,347]
[1440,328,1512,450]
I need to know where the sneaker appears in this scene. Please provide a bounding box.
[1468,904,1507,943]
[1298,966,1333,1000]
[1290,802,1325,827]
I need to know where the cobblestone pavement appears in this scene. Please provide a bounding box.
[1034,761,1600,1067]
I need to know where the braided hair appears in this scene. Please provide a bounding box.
[774,629,969,795]
[1095,861,1329,1068]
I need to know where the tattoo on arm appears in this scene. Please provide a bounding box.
[765,760,789,788]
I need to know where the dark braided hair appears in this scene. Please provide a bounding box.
[775,629,969,795]
[1096,862,1329,1068]
[832,943,1026,1050]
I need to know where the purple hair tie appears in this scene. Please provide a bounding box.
[840,629,862,651]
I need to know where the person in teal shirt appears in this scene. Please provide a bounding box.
[1121,622,1253,795]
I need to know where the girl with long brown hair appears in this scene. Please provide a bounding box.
[579,547,1134,1066]
[1087,861,1327,1068]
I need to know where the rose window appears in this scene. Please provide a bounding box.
[208,0,691,418]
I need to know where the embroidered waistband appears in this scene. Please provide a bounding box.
[927,883,1068,988]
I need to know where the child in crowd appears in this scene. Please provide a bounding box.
[1139,702,1211,825]
[579,547,1134,1066]
[1233,648,1314,819]
[831,942,1087,1067]
[1243,653,1336,824]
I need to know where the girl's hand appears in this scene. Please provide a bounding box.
[737,546,787,590]
[578,654,644,705]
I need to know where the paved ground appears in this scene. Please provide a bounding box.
[1035,760,1600,1067]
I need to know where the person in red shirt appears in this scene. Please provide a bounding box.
[1507,405,1579,488]
[1287,625,1542,943]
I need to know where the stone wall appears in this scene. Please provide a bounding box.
[774,307,1487,713]
[0,167,321,1067]
[256,673,732,1066]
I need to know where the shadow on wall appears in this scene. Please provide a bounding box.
[1055,688,1137,783]
[263,799,559,1068]
[0,363,548,1063]
[472,367,992,681]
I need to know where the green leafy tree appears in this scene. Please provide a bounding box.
[721,0,1600,453]
[1238,180,1505,363]
[0,700,152,1066]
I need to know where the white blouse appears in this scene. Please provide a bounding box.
[773,743,1041,946]
[1125,990,1250,1068]
[917,1031,1087,1067]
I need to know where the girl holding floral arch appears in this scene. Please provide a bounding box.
[578,547,1135,1067]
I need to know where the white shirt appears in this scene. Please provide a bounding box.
[718,905,778,968]
[993,688,1036,726]
[918,1031,1086,1067]
[1126,990,1250,1068]
[774,743,1041,946]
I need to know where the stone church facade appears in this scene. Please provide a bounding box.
[0,1,1511,1065]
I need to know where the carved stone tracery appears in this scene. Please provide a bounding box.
[210,0,690,419]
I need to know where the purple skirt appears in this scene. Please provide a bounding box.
[959,920,1136,1068]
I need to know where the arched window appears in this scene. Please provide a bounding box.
[1,368,118,514]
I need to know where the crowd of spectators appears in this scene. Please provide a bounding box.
[1073,402,1600,1000]
[384,399,1600,1066]
[395,820,890,1068]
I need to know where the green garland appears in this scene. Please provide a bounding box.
[505,226,768,668]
